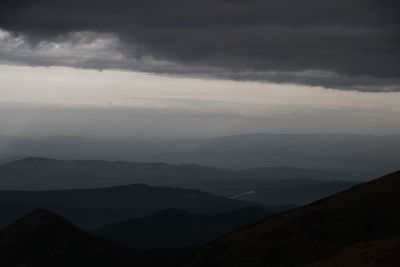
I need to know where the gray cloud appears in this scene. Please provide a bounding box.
[0,0,399,91]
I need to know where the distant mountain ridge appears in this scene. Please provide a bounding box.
[0,157,358,206]
[0,133,398,174]
[1,157,359,188]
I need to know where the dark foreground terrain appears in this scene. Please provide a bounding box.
[191,170,400,267]
[0,170,399,266]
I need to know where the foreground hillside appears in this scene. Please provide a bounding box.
[311,236,400,267]
[190,170,400,266]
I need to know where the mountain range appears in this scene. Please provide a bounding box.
[0,170,399,266]
[1,133,399,176]
[0,157,358,205]
[0,183,272,229]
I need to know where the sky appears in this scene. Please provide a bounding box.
[0,1,399,139]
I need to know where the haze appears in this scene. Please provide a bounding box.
[1,64,399,140]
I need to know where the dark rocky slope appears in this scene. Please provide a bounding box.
[190,171,400,267]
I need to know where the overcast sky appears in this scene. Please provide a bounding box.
[0,1,399,139]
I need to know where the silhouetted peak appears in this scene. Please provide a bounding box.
[0,209,83,250]
[6,209,72,228]
[17,209,66,224]
[0,210,139,267]
[0,209,78,245]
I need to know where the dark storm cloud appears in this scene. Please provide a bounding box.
[0,0,399,91]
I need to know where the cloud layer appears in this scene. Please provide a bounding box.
[0,0,399,91]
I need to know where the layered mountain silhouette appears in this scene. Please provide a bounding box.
[0,170,399,266]
[0,157,358,205]
[0,183,269,229]
[190,170,400,266]
[94,207,270,249]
